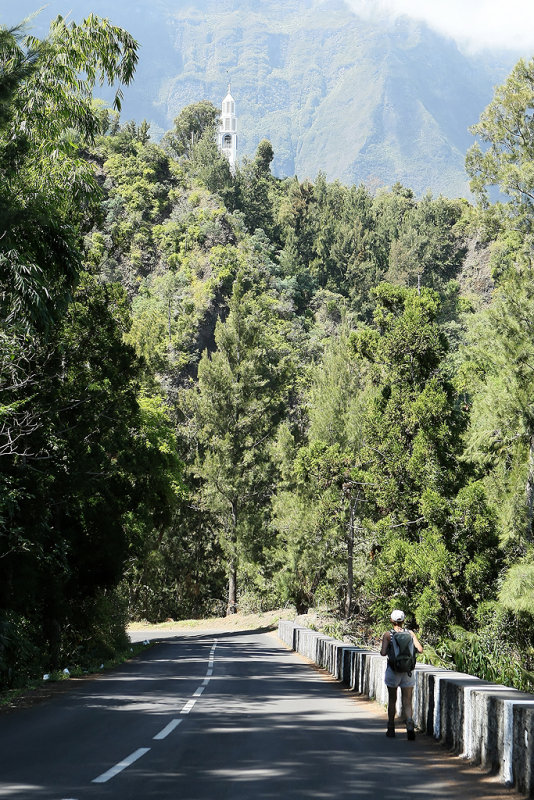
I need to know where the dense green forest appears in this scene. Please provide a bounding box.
[2,15,534,692]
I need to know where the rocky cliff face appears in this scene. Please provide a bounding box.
[8,0,520,196]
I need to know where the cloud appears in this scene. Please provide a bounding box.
[344,0,534,53]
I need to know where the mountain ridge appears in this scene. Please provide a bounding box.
[5,0,523,196]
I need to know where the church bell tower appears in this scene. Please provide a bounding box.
[217,85,237,173]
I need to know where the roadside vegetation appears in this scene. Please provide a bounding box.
[2,15,534,694]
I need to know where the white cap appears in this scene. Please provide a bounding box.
[391,609,405,622]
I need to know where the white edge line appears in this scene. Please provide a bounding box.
[92,747,150,784]
[207,668,214,676]
[153,718,183,740]
[193,686,205,697]
[202,677,210,686]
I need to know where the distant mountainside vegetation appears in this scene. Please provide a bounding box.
[6,0,521,196]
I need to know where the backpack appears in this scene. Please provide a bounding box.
[388,630,417,675]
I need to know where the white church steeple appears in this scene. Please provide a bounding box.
[217,84,237,173]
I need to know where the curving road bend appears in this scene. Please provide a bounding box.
[0,627,520,800]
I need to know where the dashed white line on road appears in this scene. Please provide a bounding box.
[88,640,217,787]
[92,748,150,784]
[153,718,183,740]
[181,698,197,714]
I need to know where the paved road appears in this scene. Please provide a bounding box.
[0,628,519,799]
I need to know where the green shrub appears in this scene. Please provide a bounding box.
[440,623,534,691]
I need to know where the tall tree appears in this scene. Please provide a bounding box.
[272,326,367,616]
[162,100,220,160]
[0,275,168,677]
[462,55,534,622]
[190,267,296,612]
[235,139,277,239]
[0,16,137,330]
[466,57,534,221]
[350,284,497,631]
[189,127,233,198]
[0,16,173,685]
[460,269,534,543]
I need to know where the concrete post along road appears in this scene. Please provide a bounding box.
[0,627,521,799]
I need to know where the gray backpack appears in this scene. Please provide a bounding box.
[388,630,417,675]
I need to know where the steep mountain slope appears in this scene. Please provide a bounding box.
[7,0,520,195]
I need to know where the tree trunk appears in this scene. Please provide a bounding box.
[344,501,356,619]
[226,499,238,615]
[526,434,534,540]
[227,561,237,614]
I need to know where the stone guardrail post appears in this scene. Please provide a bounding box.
[277,619,534,796]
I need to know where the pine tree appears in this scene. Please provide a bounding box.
[191,267,296,612]
[272,327,367,616]
[350,284,497,630]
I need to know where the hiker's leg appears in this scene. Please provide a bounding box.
[401,686,416,739]
[387,686,397,727]
[401,686,414,720]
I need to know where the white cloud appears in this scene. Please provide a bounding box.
[344,0,534,53]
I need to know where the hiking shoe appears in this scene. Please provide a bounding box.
[406,719,415,740]
[386,726,395,738]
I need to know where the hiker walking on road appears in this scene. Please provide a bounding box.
[380,609,423,740]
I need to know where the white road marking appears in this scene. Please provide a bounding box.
[181,698,197,714]
[207,641,216,680]
[153,718,183,740]
[88,640,218,787]
[92,748,150,784]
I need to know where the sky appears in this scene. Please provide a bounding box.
[3,1,533,54]
[3,0,533,57]
[345,0,534,53]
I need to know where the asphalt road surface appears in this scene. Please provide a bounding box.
[0,627,520,799]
